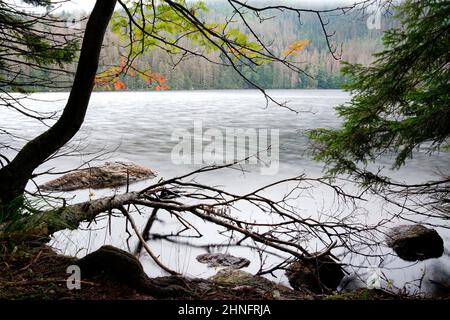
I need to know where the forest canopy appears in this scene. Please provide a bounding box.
[2,0,389,92]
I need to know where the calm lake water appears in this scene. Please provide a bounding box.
[1,89,449,295]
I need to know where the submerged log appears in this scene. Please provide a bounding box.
[40,161,156,191]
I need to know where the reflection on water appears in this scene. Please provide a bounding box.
[1,90,448,295]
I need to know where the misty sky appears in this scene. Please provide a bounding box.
[52,0,364,13]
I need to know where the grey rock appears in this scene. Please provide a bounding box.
[196,253,250,269]
[386,224,444,261]
[209,268,283,291]
[208,268,312,299]
[40,161,156,191]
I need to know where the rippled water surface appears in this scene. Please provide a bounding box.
[1,90,448,295]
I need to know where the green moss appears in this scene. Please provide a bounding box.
[326,289,373,300]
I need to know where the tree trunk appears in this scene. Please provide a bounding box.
[0,0,117,207]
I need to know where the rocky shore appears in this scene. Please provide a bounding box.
[3,162,444,300]
[0,244,417,300]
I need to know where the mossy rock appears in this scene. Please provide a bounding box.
[209,268,288,292]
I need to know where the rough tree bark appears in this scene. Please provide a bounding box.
[0,0,117,206]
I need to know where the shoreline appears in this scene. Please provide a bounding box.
[0,243,424,301]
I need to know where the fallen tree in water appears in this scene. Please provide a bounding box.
[3,157,449,296]
[3,159,395,294]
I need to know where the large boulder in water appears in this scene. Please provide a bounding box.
[196,253,250,269]
[386,224,444,261]
[40,161,156,191]
[285,254,345,293]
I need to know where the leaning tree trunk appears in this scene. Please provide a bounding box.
[0,0,117,207]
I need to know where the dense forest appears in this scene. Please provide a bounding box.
[30,1,391,91]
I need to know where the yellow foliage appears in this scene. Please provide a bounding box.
[282,39,310,58]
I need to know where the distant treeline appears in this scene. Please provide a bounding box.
[23,1,394,91]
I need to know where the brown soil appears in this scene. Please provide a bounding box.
[0,242,309,300]
[0,242,438,300]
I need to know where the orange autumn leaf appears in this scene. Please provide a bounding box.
[145,72,169,90]
[95,64,169,91]
[113,79,126,90]
[150,73,159,82]
[283,39,309,57]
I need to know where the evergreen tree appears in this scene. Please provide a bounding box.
[308,0,450,219]
[309,0,450,173]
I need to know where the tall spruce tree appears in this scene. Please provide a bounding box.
[309,0,450,216]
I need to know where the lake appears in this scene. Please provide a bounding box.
[1,89,449,295]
